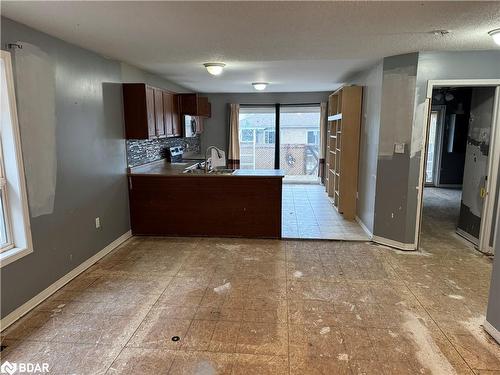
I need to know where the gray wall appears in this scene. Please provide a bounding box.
[200,92,330,155]
[373,53,419,243]
[0,17,182,318]
[358,51,500,245]
[487,215,500,337]
[348,62,383,233]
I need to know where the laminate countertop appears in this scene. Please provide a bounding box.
[128,160,284,178]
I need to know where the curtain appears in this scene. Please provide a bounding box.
[318,101,327,180]
[228,103,240,169]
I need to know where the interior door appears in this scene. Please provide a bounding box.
[457,87,496,245]
[480,86,500,254]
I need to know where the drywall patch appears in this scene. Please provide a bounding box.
[402,311,456,375]
[13,42,57,217]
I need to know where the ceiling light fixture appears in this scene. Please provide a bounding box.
[252,82,268,91]
[488,29,500,46]
[203,62,226,76]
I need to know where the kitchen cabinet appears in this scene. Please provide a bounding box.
[154,89,165,137]
[172,95,182,136]
[162,91,174,137]
[123,83,181,139]
[179,93,211,118]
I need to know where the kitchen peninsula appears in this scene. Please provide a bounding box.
[128,160,284,238]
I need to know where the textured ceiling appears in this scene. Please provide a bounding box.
[2,1,500,92]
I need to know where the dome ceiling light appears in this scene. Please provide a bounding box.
[252,82,268,91]
[488,29,500,46]
[203,62,226,76]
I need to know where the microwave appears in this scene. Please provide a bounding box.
[183,115,197,138]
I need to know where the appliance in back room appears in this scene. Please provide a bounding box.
[183,115,197,137]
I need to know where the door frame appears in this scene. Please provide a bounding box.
[425,105,446,187]
[415,79,500,254]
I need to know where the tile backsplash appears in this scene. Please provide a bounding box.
[126,136,201,167]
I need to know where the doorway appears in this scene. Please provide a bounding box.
[418,82,500,255]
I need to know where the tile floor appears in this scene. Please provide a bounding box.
[282,183,369,240]
[1,187,499,374]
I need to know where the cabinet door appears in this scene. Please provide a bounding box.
[145,86,156,138]
[154,89,165,137]
[198,97,211,117]
[172,95,182,136]
[162,92,174,137]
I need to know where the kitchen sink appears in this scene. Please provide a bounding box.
[209,169,235,175]
[183,168,206,174]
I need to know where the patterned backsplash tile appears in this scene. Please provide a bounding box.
[126,136,201,167]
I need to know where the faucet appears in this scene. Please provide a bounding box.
[205,146,224,173]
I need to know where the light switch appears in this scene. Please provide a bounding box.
[394,143,405,154]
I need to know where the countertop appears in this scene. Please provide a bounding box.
[128,159,284,178]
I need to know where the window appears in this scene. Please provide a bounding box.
[238,106,276,169]
[265,129,275,144]
[307,130,319,145]
[0,51,33,267]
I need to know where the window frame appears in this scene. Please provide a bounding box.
[0,139,14,253]
[0,50,33,267]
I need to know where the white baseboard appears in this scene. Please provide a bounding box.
[0,230,132,331]
[355,216,373,239]
[372,235,416,251]
[484,319,500,344]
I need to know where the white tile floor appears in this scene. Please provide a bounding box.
[282,183,370,240]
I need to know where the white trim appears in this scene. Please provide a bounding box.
[426,80,500,98]
[0,246,32,268]
[484,320,500,344]
[415,98,431,249]
[0,230,132,331]
[355,216,373,239]
[372,235,416,251]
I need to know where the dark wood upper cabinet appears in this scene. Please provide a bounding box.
[154,89,165,138]
[172,95,182,136]
[179,93,211,118]
[145,87,157,138]
[123,83,184,139]
[162,92,174,137]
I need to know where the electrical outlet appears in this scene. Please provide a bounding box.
[394,143,406,154]
[95,217,101,229]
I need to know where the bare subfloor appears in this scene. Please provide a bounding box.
[1,198,499,374]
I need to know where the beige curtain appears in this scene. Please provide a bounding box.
[228,103,240,169]
[318,102,328,179]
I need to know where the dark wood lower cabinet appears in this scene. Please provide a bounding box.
[129,175,283,238]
